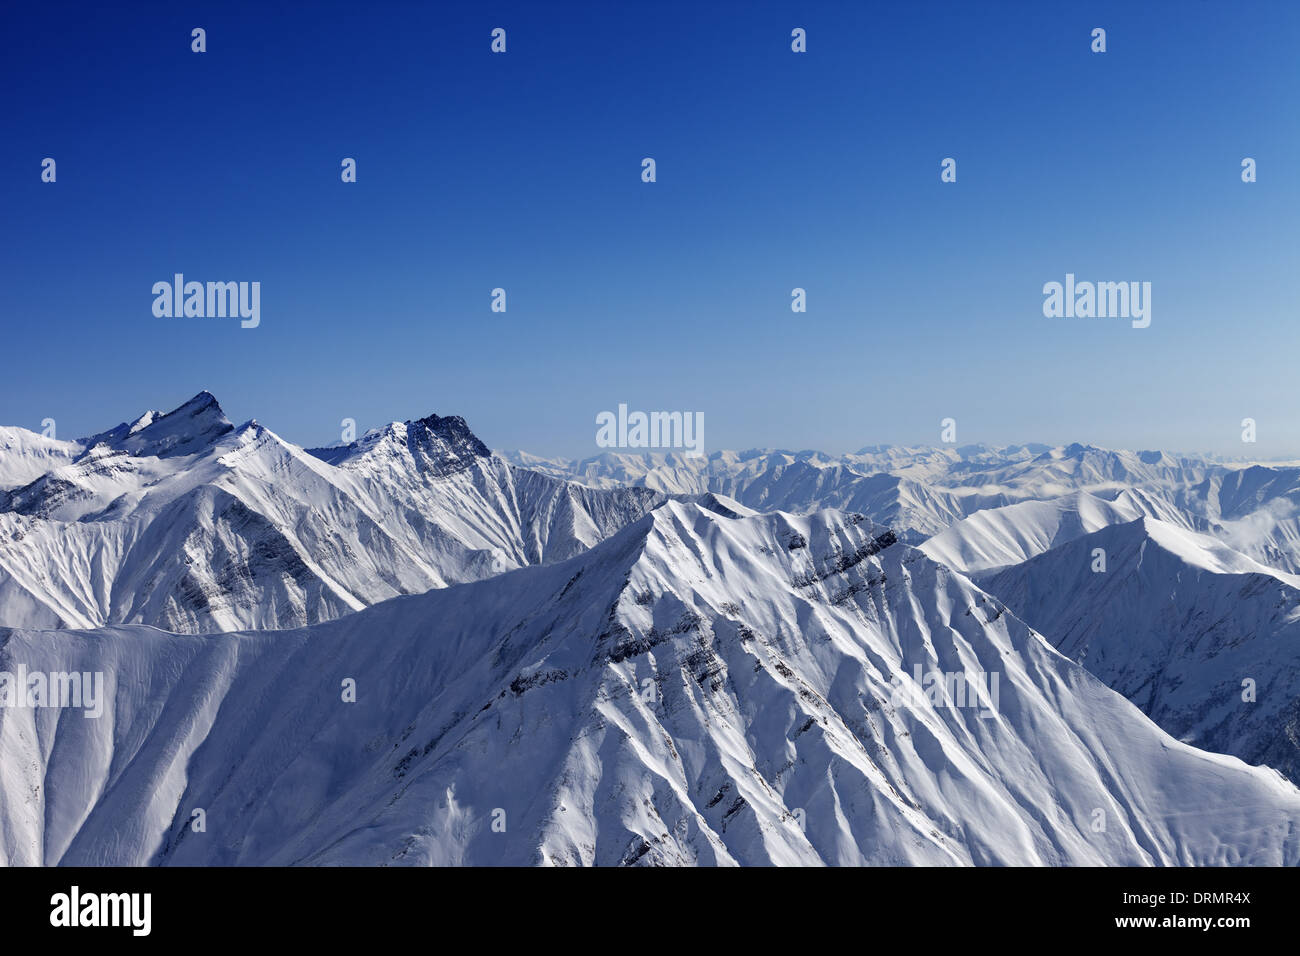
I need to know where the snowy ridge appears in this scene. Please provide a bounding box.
[0,428,83,492]
[6,396,1300,867]
[507,442,1300,570]
[0,394,666,633]
[920,489,1197,574]
[3,504,1298,866]
[981,516,1300,784]
[9,395,1300,634]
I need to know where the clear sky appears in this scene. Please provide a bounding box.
[3,1,1298,458]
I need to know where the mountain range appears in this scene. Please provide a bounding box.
[2,392,1299,865]
[0,393,663,633]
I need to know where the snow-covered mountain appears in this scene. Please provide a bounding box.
[505,443,1274,556]
[924,459,1300,578]
[4,503,1297,866]
[504,443,1051,491]
[920,488,1197,574]
[7,395,1300,867]
[8,395,1296,637]
[0,427,83,491]
[0,393,665,633]
[1173,465,1300,574]
[980,517,1300,784]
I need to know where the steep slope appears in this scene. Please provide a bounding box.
[4,504,1297,866]
[0,394,665,633]
[1174,465,1300,574]
[981,517,1300,784]
[0,427,83,492]
[920,488,1195,574]
[311,416,666,567]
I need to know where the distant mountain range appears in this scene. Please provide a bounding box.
[3,393,1299,865]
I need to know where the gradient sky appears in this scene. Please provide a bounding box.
[4,1,1298,458]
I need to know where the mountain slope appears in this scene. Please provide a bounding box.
[4,504,1297,866]
[0,427,83,492]
[0,394,665,633]
[981,517,1300,784]
[920,488,1196,574]
[11,398,1300,637]
[1173,465,1300,574]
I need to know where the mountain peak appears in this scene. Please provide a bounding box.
[411,412,487,448]
[308,411,491,476]
[113,391,234,458]
[176,389,223,415]
[80,391,232,458]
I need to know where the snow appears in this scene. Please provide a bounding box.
[0,427,82,492]
[5,502,1299,866]
[0,395,668,633]
[5,393,1300,867]
[980,517,1300,784]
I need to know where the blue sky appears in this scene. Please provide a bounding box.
[3,1,1298,457]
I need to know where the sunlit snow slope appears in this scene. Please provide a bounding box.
[0,393,664,633]
[3,505,1297,866]
[980,517,1300,784]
